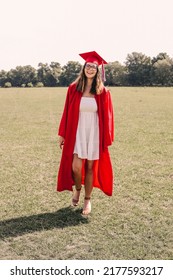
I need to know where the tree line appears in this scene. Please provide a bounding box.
[0,52,173,87]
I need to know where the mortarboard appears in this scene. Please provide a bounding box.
[79,51,108,82]
[79,51,107,66]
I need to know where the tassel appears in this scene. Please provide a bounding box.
[101,61,106,82]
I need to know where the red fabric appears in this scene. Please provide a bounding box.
[57,83,114,196]
[79,51,107,65]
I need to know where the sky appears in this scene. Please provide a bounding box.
[0,0,173,70]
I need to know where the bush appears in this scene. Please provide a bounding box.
[36,82,44,87]
[27,82,33,87]
[4,82,12,88]
[21,84,26,87]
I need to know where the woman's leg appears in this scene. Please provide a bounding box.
[83,160,94,214]
[71,154,83,206]
[84,160,94,197]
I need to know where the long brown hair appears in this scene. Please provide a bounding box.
[74,63,104,94]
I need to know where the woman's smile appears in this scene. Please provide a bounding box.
[85,69,96,78]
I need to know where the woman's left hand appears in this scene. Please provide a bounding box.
[59,136,65,149]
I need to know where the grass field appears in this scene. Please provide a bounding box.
[0,87,173,260]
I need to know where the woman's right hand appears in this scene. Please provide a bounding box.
[59,136,65,149]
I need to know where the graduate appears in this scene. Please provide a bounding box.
[57,51,114,215]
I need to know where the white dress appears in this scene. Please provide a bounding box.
[73,97,99,160]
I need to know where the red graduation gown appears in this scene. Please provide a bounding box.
[57,83,114,196]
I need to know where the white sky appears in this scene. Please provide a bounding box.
[0,0,173,70]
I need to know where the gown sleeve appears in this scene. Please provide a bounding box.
[104,89,114,147]
[58,86,70,138]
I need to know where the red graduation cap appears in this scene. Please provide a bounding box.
[79,51,107,66]
[79,51,107,82]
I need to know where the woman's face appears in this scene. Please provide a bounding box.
[84,63,98,79]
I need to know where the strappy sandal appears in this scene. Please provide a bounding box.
[82,197,91,215]
[71,187,82,207]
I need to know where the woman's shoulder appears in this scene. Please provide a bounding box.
[67,82,78,95]
[68,82,77,90]
[99,86,111,96]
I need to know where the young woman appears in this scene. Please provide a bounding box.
[57,51,114,215]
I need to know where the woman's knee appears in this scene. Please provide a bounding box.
[85,161,94,174]
[72,164,82,175]
[72,155,82,175]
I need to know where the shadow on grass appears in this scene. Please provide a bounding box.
[0,207,89,239]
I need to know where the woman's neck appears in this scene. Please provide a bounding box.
[83,78,94,96]
[85,78,93,90]
[86,78,93,86]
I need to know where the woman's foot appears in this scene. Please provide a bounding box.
[82,197,91,215]
[71,187,81,206]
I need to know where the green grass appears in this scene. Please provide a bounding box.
[0,87,173,260]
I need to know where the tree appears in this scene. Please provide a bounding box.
[37,63,60,86]
[153,58,173,86]
[37,63,51,86]
[105,61,127,86]
[35,82,44,87]
[7,66,37,87]
[59,61,81,86]
[0,70,8,87]
[125,52,152,86]
[4,82,12,88]
[151,53,173,85]
[50,62,61,85]
[151,52,170,64]
[1,52,173,87]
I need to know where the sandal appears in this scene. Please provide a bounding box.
[71,187,82,207]
[82,197,91,215]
